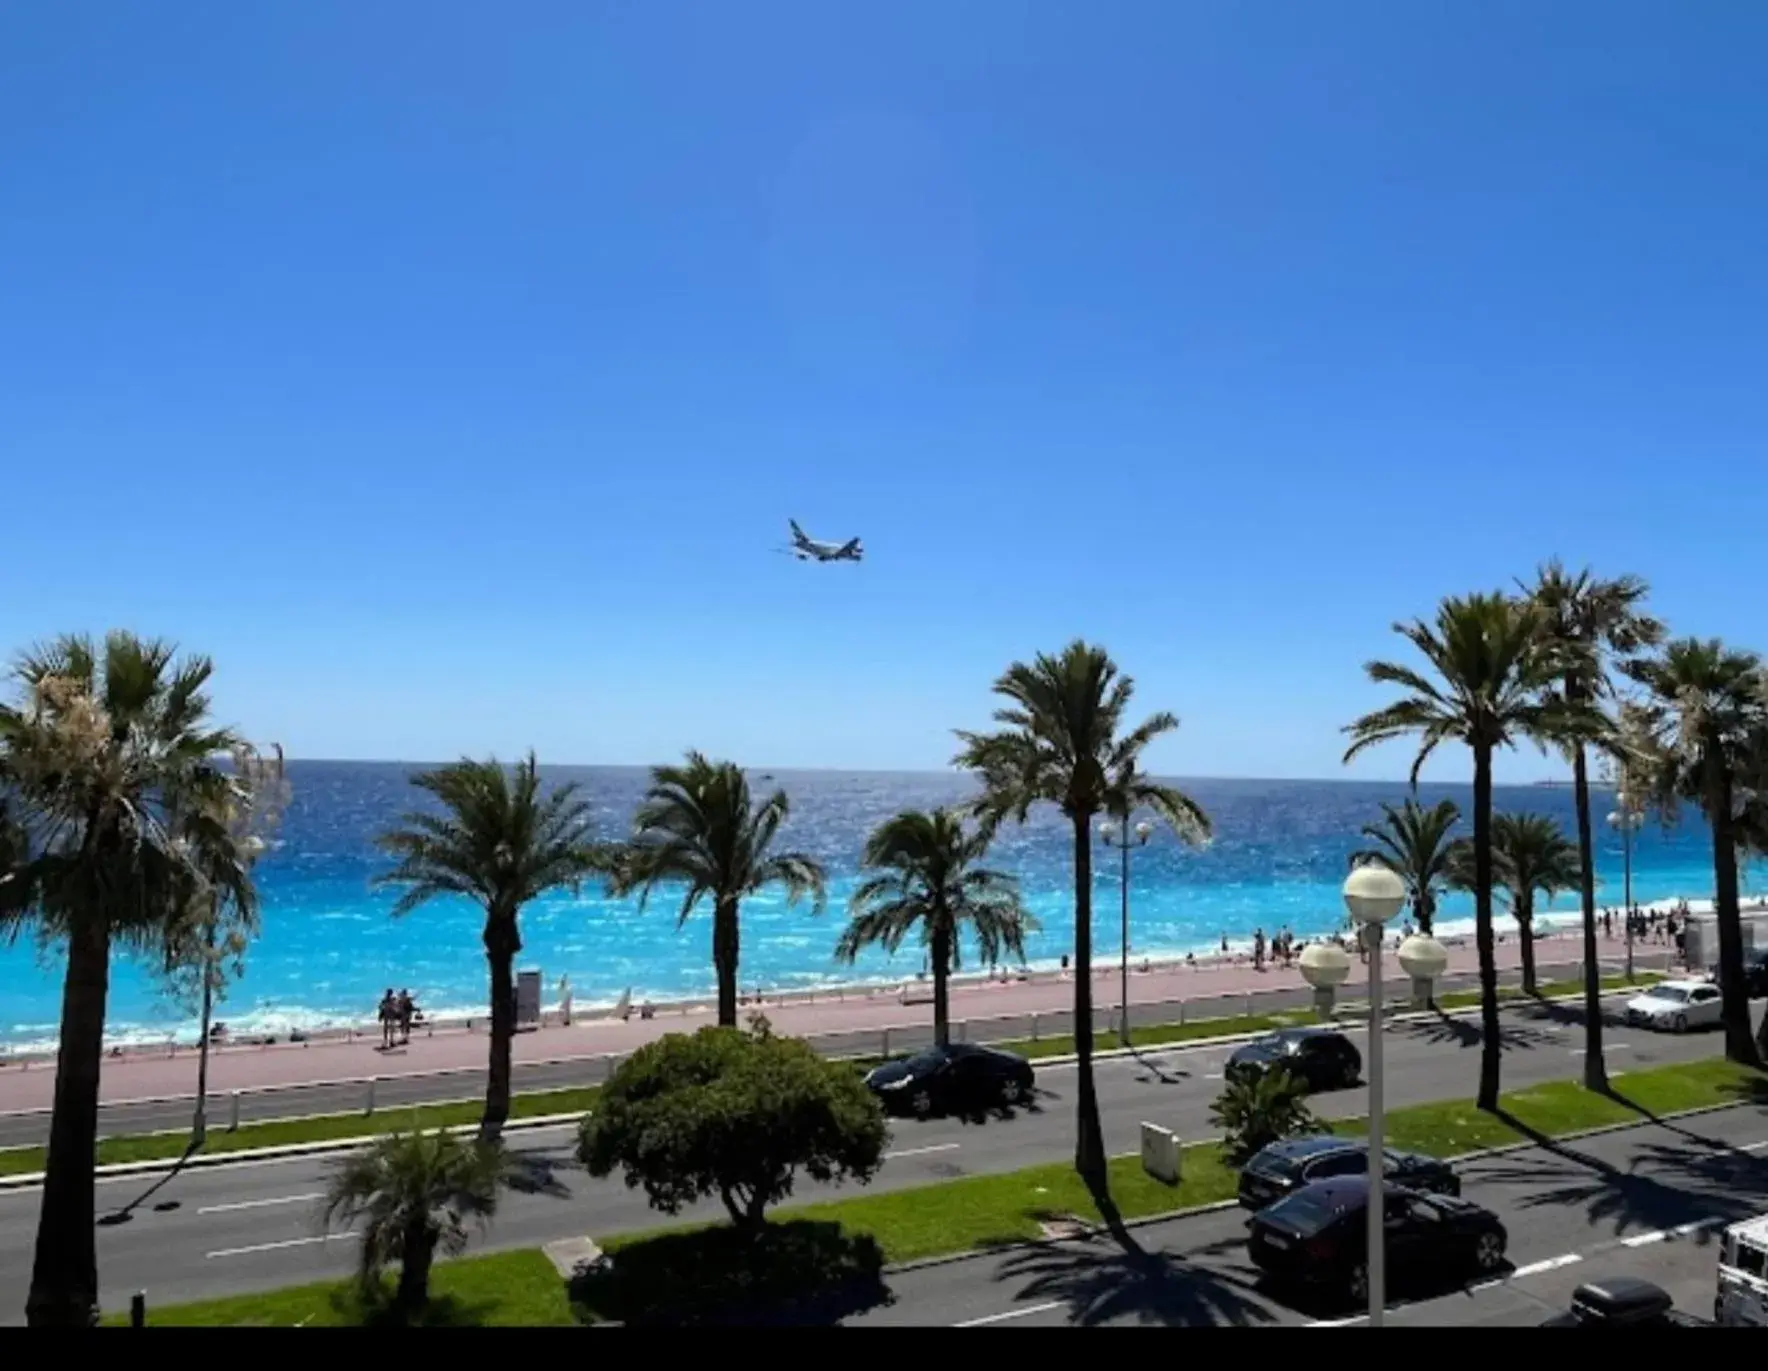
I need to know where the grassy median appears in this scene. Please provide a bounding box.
[120,1053,1766,1326]
[1,970,1666,1180]
[0,1085,602,1179]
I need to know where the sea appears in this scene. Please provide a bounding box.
[0,763,1757,1051]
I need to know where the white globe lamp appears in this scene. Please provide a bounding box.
[1299,941,1353,1019]
[1343,864,1408,932]
[1397,933,1449,1009]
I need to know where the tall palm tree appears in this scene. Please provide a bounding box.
[1348,797,1463,935]
[1451,814,1581,994]
[321,1129,510,1322]
[1344,594,1588,1112]
[0,633,258,1327]
[1521,562,1663,1090]
[836,808,1037,1049]
[1625,639,1767,1066]
[374,754,600,1142]
[604,752,826,1028]
[954,640,1210,1184]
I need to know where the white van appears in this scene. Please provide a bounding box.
[1716,1214,1768,1326]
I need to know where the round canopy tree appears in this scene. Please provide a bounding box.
[578,1018,887,1236]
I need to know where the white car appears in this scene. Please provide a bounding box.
[1624,979,1724,1033]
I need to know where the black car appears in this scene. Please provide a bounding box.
[1705,950,1768,998]
[1237,1136,1460,1212]
[1247,1175,1507,1306]
[863,1042,1035,1117]
[1225,1028,1362,1093]
[1540,1277,1708,1327]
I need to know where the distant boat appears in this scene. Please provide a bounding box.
[1532,780,1576,789]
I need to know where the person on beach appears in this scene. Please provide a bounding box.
[1253,928,1266,972]
[377,989,396,1049]
[396,989,414,1045]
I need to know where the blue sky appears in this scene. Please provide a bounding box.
[3,2,1765,782]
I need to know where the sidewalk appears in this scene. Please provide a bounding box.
[0,929,1674,1113]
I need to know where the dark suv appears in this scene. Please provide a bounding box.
[1225,1028,1362,1093]
[1540,1277,1708,1327]
[1238,1136,1460,1212]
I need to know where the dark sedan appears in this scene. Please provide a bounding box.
[1237,1136,1460,1212]
[1540,1278,1709,1327]
[1225,1027,1362,1093]
[863,1042,1035,1118]
[1247,1176,1507,1307]
[1705,950,1768,998]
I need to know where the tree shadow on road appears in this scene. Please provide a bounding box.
[97,1137,204,1226]
[1468,1106,1768,1244]
[1387,1009,1563,1055]
[991,1228,1279,1327]
[503,1149,577,1200]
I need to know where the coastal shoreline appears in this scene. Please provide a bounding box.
[0,892,1724,1065]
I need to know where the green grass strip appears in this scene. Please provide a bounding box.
[105,1249,573,1327]
[0,1085,601,1179]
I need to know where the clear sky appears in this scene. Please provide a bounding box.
[4,2,1765,782]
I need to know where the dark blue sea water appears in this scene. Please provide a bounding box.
[0,763,1755,1048]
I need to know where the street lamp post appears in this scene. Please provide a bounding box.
[1608,794,1643,982]
[1342,864,1407,1327]
[1098,815,1153,1047]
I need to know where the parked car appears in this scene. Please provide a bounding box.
[1247,1175,1507,1306]
[1624,979,1724,1032]
[863,1042,1035,1117]
[1704,950,1768,999]
[1540,1277,1708,1327]
[1237,1136,1460,1212]
[1225,1027,1362,1093]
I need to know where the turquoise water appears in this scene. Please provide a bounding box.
[0,764,1750,1048]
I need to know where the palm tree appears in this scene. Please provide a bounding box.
[374,755,600,1142]
[1452,814,1581,994]
[1344,594,1589,1112]
[1521,562,1663,1090]
[836,808,1037,1048]
[1348,797,1462,935]
[321,1129,509,1322]
[1625,639,1767,1065]
[604,752,826,1028]
[954,640,1211,1184]
[0,633,258,1327]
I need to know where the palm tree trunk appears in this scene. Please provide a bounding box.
[1416,891,1434,936]
[714,898,740,1028]
[931,921,952,1049]
[25,915,111,1327]
[1570,742,1608,1091]
[1517,902,1537,995]
[394,1222,435,1318]
[1705,754,1760,1066]
[1473,744,1503,1113]
[1070,814,1106,1185]
[481,914,519,1143]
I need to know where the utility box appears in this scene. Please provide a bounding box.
[515,970,542,1030]
[1140,1121,1181,1185]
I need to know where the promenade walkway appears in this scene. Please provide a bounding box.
[0,927,1674,1114]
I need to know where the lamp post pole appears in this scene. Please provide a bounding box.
[1343,864,1406,1328]
[1098,815,1152,1048]
[1609,798,1641,982]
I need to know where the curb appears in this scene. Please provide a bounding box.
[878,1095,1766,1278]
[0,1110,585,1191]
[0,980,1664,1191]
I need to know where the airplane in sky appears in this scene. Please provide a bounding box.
[786,519,863,563]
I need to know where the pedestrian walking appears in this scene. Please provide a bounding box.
[396,988,414,1045]
[377,988,396,1049]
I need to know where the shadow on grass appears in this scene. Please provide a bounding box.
[569,1219,891,1326]
[313,1282,505,1328]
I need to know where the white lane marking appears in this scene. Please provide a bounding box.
[1511,1253,1583,1278]
[1203,1073,1224,1081]
[885,1143,961,1160]
[1621,1214,1726,1248]
[1741,1139,1768,1152]
[1308,1313,1368,1327]
[954,1300,1065,1327]
[1622,1230,1669,1249]
[207,1232,355,1259]
[198,1191,323,1215]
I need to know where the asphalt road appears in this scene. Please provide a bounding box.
[0,993,1756,1322]
[0,952,1673,1149]
[844,1104,1768,1327]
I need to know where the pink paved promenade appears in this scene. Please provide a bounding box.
[0,927,1677,1113]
